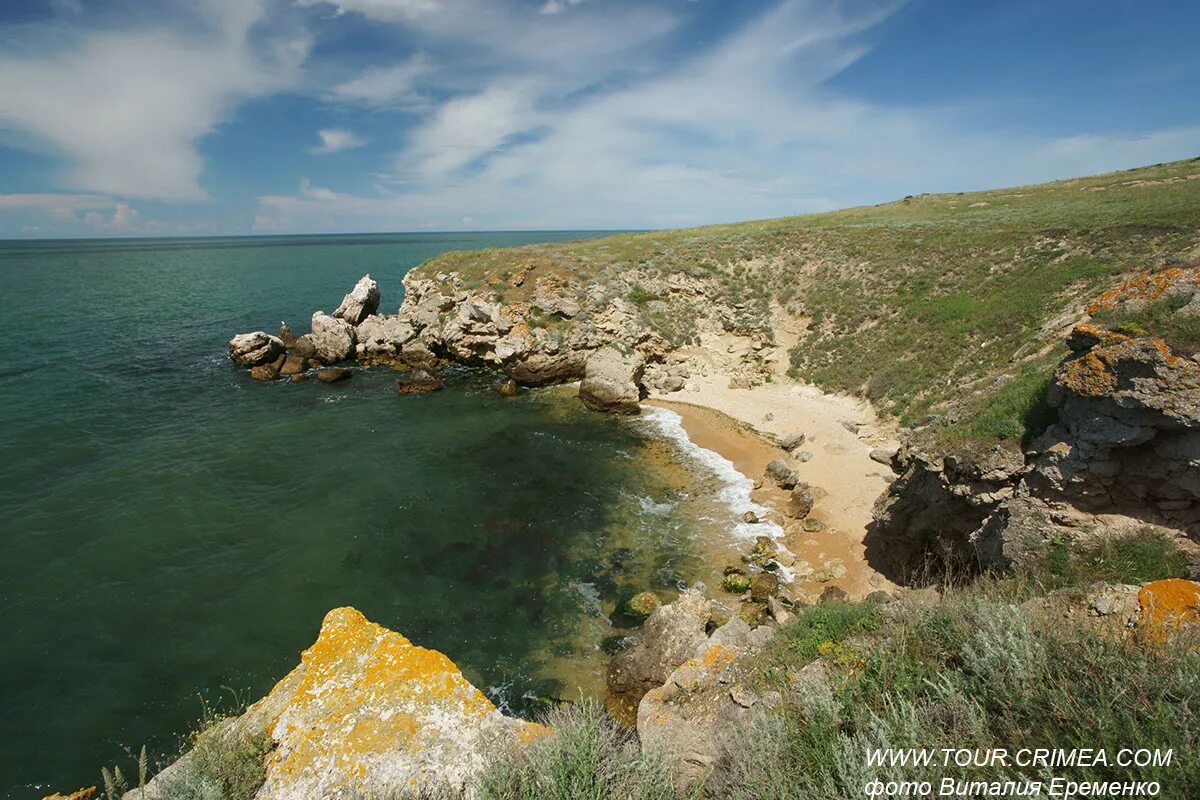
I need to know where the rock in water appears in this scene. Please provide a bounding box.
[623,591,662,622]
[310,311,356,364]
[496,377,520,397]
[317,367,351,383]
[332,274,381,325]
[579,345,645,413]
[395,366,444,394]
[128,608,549,800]
[228,331,285,366]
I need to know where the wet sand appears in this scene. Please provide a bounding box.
[649,375,901,600]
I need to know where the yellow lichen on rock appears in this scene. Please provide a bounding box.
[1087,266,1200,315]
[252,606,549,799]
[42,788,96,800]
[1138,579,1200,641]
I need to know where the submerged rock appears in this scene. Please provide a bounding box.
[395,366,444,394]
[624,591,662,622]
[317,367,352,383]
[496,377,520,397]
[332,274,381,325]
[229,331,285,367]
[579,345,646,413]
[129,607,548,800]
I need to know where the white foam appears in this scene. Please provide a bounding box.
[639,406,786,542]
[636,495,678,517]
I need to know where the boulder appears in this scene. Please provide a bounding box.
[750,572,779,603]
[779,432,806,452]
[606,587,710,720]
[785,483,815,519]
[228,331,285,367]
[332,274,381,325]
[279,352,307,376]
[395,366,444,394]
[623,591,662,622]
[765,459,799,489]
[317,367,352,383]
[870,447,898,466]
[355,314,415,361]
[579,345,646,413]
[496,377,519,397]
[128,608,548,800]
[637,619,778,788]
[722,572,751,594]
[310,312,356,364]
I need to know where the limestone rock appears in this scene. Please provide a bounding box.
[317,367,351,383]
[355,314,415,361]
[310,312,356,364]
[607,587,710,718]
[779,432,806,452]
[332,274,380,325]
[870,447,898,467]
[131,608,548,799]
[395,366,444,394]
[786,483,815,519]
[764,459,799,489]
[229,331,285,367]
[579,346,646,413]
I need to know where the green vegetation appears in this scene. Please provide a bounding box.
[1035,529,1192,588]
[1093,291,1200,355]
[936,356,1062,445]
[424,701,680,800]
[781,600,881,662]
[415,158,1200,442]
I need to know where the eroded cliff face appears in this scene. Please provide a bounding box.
[130,607,548,800]
[869,270,1200,584]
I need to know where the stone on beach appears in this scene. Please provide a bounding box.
[332,274,381,325]
[579,345,646,413]
[764,459,799,489]
[779,432,806,451]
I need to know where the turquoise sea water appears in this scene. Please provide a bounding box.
[0,233,717,797]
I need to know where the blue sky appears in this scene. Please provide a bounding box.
[0,0,1197,238]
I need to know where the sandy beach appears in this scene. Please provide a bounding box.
[649,373,901,600]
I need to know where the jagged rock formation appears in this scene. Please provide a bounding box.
[229,332,285,367]
[869,271,1200,583]
[332,274,380,325]
[129,608,548,800]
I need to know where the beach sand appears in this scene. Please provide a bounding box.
[649,373,901,600]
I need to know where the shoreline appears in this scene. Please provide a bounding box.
[646,374,901,600]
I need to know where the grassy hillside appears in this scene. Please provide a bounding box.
[418,158,1200,441]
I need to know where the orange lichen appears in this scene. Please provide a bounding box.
[699,643,738,669]
[41,789,96,800]
[260,607,545,793]
[1087,266,1200,315]
[1059,350,1118,396]
[1138,579,1200,640]
[1068,322,1131,350]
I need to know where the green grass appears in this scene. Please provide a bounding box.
[715,565,1200,799]
[411,158,1200,442]
[936,356,1062,445]
[782,601,881,662]
[1035,529,1192,588]
[1093,291,1200,355]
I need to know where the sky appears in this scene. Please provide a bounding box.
[0,0,1197,238]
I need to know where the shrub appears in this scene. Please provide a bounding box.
[1035,529,1191,587]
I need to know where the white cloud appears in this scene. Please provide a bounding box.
[0,0,309,201]
[540,0,588,14]
[296,0,442,22]
[255,0,1200,233]
[311,128,369,153]
[327,56,430,107]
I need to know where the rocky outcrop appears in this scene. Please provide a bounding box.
[606,587,711,722]
[636,613,776,787]
[332,274,380,325]
[579,346,646,413]
[1029,329,1200,525]
[866,445,1027,581]
[310,311,356,364]
[869,274,1200,583]
[229,332,285,367]
[130,607,548,800]
[354,314,416,362]
[395,366,444,394]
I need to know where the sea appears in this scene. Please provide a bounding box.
[0,233,758,797]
